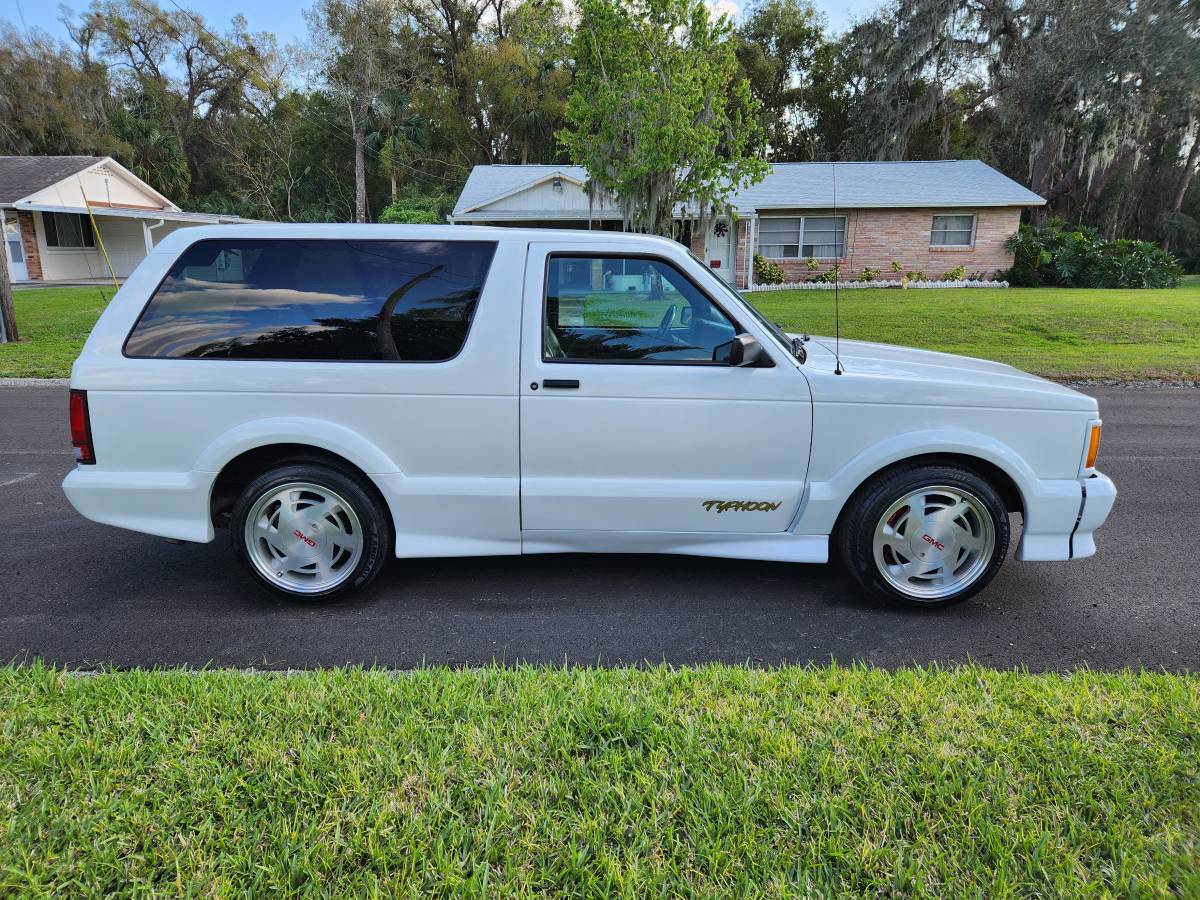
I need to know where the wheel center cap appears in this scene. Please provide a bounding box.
[290,522,323,557]
[912,530,951,562]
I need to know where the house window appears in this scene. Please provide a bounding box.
[43,213,95,249]
[930,214,975,247]
[757,216,846,259]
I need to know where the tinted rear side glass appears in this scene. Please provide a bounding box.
[124,239,497,361]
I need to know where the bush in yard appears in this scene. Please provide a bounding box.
[813,264,841,283]
[753,254,785,284]
[379,193,452,225]
[859,266,881,282]
[1006,219,1183,288]
[806,256,820,272]
[890,260,903,273]
[906,270,926,281]
[940,265,966,281]
[379,202,440,224]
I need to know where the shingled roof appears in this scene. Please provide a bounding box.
[0,156,104,204]
[453,160,1045,218]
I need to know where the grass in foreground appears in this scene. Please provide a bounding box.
[3,282,1199,379]
[1,663,1196,896]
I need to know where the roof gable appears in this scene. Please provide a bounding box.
[454,166,594,215]
[0,156,179,211]
[0,156,103,204]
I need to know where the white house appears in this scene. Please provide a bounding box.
[449,161,1045,288]
[1,156,254,284]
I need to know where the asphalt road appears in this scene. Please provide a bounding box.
[2,384,1197,671]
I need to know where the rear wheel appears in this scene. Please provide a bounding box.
[231,463,391,600]
[838,464,1009,607]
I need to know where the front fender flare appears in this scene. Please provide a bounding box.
[798,428,1038,535]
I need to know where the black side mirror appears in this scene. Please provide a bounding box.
[712,333,764,366]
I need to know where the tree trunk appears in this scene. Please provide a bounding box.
[354,119,368,223]
[1163,128,1200,250]
[0,227,17,344]
[390,171,398,203]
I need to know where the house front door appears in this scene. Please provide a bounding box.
[3,214,29,282]
[702,219,735,286]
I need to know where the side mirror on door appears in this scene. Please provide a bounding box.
[712,333,764,367]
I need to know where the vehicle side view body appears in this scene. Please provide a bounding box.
[63,225,1116,606]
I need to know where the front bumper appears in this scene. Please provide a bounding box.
[1069,471,1117,559]
[1015,470,1116,561]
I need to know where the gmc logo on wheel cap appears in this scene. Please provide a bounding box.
[923,534,945,551]
[294,529,317,548]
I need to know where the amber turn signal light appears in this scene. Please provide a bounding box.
[1084,423,1101,470]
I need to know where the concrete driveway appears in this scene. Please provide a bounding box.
[2,384,1196,671]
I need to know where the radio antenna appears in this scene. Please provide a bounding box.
[832,162,844,375]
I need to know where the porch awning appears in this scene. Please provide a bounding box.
[0,202,259,225]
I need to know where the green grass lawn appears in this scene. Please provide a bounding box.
[1,663,1196,896]
[1,285,115,378]
[750,284,1200,380]
[3,282,1199,379]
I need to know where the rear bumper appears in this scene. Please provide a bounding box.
[62,467,216,543]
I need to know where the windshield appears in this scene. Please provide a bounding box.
[689,251,799,360]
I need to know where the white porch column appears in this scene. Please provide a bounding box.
[745,215,756,290]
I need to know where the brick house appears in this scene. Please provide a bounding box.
[450,161,1045,288]
[1,156,252,284]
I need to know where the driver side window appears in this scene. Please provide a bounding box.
[543,255,739,363]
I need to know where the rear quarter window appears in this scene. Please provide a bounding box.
[124,239,497,362]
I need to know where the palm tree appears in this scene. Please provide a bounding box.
[111,111,192,200]
[366,89,428,202]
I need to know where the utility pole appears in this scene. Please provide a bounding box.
[0,218,17,344]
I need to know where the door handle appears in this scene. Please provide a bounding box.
[542,379,580,389]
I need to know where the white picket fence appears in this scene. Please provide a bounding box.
[745,279,1009,292]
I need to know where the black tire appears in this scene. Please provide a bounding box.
[230,462,391,601]
[837,463,1009,608]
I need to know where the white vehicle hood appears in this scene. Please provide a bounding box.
[793,335,1098,412]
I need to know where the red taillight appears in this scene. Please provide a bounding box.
[69,389,95,464]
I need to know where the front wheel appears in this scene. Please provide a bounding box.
[838,464,1010,607]
[231,463,391,600]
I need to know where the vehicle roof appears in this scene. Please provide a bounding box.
[150,223,684,254]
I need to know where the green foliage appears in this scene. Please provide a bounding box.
[2,663,1198,894]
[753,254,785,284]
[812,264,841,283]
[906,270,926,281]
[379,205,440,224]
[559,0,769,235]
[379,192,450,224]
[890,260,903,272]
[1007,220,1184,288]
[940,265,967,281]
[806,256,820,271]
[844,0,1200,261]
[109,110,192,199]
[734,0,832,161]
[859,266,881,281]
